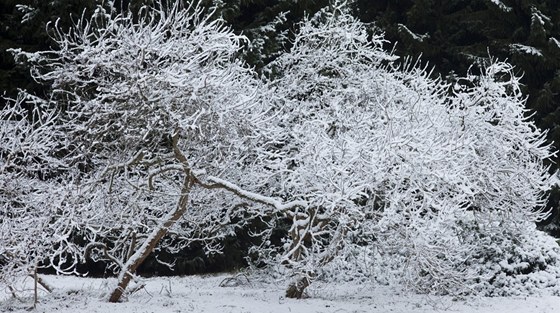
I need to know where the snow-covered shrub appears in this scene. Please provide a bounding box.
[373,61,558,296]
[463,220,560,296]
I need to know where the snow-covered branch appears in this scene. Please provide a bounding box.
[197,176,307,214]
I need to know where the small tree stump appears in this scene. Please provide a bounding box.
[285,276,310,299]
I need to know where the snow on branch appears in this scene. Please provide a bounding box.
[510,43,543,57]
[198,176,307,213]
[488,0,513,12]
[398,24,430,42]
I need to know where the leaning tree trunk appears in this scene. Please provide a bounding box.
[108,174,194,302]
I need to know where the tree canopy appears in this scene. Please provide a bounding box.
[2,1,560,304]
[352,0,560,233]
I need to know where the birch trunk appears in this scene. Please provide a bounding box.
[108,174,194,302]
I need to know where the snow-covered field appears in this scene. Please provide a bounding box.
[1,274,558,313]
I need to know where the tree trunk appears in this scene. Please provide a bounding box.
[33,264,38,309]
[284,223,342,300]
[285,276,310,299]
[108,175,193,302]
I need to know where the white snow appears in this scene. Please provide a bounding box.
[1,274,558,313]
[550,37,560,49]
[510,43,543,57]
[531,7,551,27]
[397,24,430,42]
[489,0,513,12]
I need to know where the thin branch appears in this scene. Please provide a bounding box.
[98,151,145,179]
[147,165,184,189]
[84,242,125,270]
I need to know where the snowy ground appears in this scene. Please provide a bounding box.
[1,274,558,313]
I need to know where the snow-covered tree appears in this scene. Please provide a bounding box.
[4,1,285,303]
[253,2,559,297]
[3,0,559,304]
[352,0,560,235]
[0,94,74,304]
